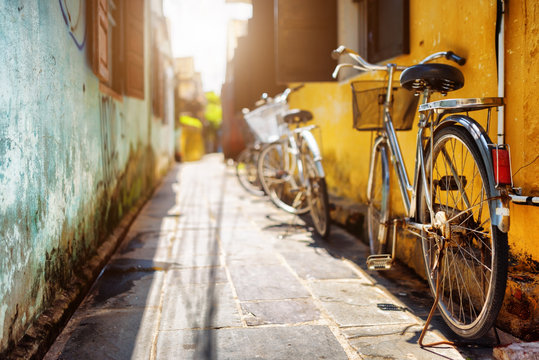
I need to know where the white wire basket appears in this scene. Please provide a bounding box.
[244,101,289,143]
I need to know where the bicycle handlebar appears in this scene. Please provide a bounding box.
[332,45,466,78]
[445,51,466,65]
[278,83,305,102]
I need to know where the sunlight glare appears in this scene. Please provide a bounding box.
[164,0,253,93]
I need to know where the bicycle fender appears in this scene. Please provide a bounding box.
[300,130,325,178]
[436,115,508,232]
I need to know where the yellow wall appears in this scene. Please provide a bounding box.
[288,0,538,338]
[289,0,538,259]
[504,1,539,262]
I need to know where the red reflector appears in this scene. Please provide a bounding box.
[491,148,511,185]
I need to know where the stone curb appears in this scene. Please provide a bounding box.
[329,194,368,241]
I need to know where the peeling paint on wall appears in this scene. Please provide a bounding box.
[0,1,173,353]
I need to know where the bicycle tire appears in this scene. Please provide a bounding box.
[418,125,508,339]
[236,147,265,196]
[367,140,391,254]
[304,154,331,239]
[258,141,309,214]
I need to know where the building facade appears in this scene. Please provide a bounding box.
[0,0,174,354]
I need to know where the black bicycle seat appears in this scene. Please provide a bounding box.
[283,109,313,124]
[400,64,464,94]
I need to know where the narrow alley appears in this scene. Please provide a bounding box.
[43,154,502,359]
[2,1,539,359]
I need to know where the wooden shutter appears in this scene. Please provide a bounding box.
[152,48,164,118]
[124,0,145,99]
[90,0,109,82]
[275,0,337,83]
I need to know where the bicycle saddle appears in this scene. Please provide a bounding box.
[283,109,313,124]
[400,64,464,94]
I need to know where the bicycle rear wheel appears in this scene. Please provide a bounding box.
[367,140,391,254]
[418,125,508,339]
[258,141,309,214]
[236,147,265,196]
[304,154,330,239]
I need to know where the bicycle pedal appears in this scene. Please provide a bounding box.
[366,254,393,271]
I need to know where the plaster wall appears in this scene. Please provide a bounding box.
[0,1,173,351]
[289,0,538,339]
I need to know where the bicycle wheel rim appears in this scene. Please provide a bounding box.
[305,156,330,238]
[236,148,265,196]
[367,142,390,254]
[258,142,309,214]
[419,126,507,338]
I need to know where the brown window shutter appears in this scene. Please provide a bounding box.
[124,0,145,99]
[275,0,337,83]
[152,48,164,118]
[90,0,109,83]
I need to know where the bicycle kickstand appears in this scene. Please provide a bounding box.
[418,239,455,348]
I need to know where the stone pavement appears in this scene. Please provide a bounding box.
[44,154,503,359]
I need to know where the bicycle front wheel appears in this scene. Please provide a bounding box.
[304,154,330,239]
[367,140,390,255]
[258,141,309,214]
[418,125,508,339]
[236,147,265,196]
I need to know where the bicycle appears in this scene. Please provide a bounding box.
[257,90,331,239]
[332,46,511,340]
[236,92,290,197]
[235,142,265,196]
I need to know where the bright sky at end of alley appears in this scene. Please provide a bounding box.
[163,0,252,94]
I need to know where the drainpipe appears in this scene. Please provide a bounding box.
[497,0,505,145]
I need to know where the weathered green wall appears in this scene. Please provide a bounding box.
[0,1,173,352]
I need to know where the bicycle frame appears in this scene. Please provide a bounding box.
[374,65,419,218]
[374,64,508,234]
[281,124,323,187]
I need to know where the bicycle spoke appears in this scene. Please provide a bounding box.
[455,238,491,286]
[446,247,479,323]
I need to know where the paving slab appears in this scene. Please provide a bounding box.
[79,270,164,310]
[225,250,283,266]
[241,299,321,325]
[155,326,349,360]
[160,282,242,330]
[349,332,466,360]
[228,264,310,300]
[44,308,160,360]
[169,229,221,257]
[280,249,359,280]
[120,230,174,250]
[311,280,417,327]
[166,267,229,285]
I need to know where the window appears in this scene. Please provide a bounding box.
[357,0,409,63]
[88,0,145,99]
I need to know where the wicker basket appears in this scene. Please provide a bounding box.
[244,101,288,143]
[351,81,419,131]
